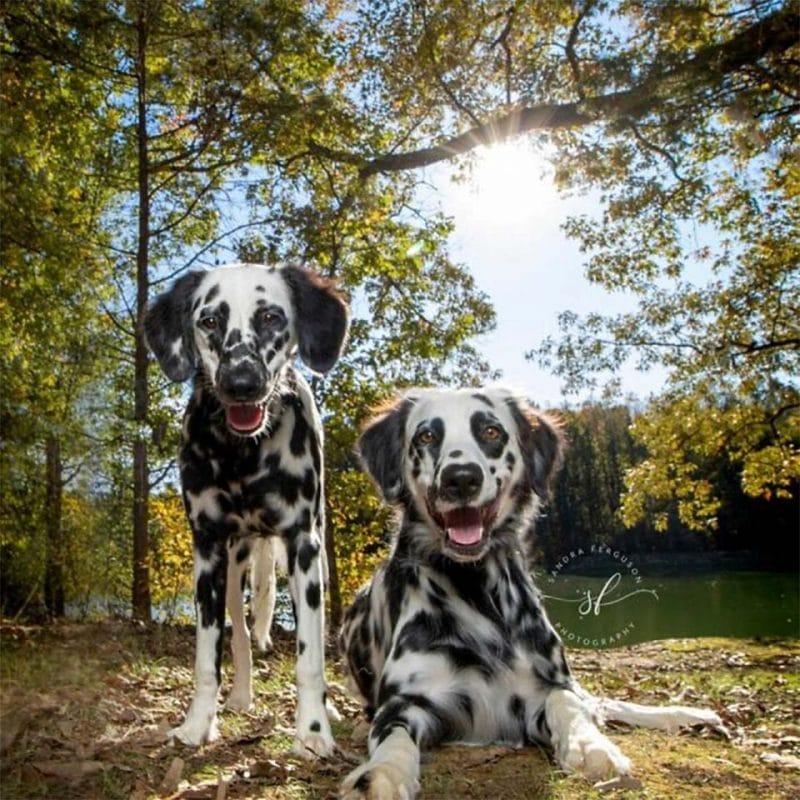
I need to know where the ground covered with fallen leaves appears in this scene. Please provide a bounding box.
[0,621,798,799]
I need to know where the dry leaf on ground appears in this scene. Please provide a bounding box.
[32,760,107,781]
[594,774,644,792]
[760,752,800,771]
[160,755,185,794]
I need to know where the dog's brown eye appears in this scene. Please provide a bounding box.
[260,309,279,326]
[201,316,217,330]
[483,425,502,440]
[417,429,436,445]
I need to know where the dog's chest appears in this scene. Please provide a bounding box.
[391,567,555,743]
[180,396,319,538]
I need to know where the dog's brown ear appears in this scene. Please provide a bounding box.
[144,271,204,382]
[283,265,349,374]
[507,398,565,499]
[357,396,414,504]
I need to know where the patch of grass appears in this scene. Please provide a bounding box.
[1,622,798,799]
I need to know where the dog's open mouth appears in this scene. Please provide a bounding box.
[443,507,484,547]
[225,402,266,435]
[430,501,499,556]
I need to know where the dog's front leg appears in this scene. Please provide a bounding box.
[340,697,428,800]
[545,688,631,782]
[169,535,228,746]
[287,529,334,758]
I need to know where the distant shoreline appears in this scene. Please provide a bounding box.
[538,550,799,576]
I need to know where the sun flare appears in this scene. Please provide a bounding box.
[452,140,557,227]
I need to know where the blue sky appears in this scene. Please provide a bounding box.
[422,141,669,408]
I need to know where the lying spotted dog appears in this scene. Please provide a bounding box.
[340,387,722,798]
[145,263,348,756]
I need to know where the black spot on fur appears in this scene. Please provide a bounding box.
[301,469,316,500]
[470,410,508,459]
[419,417,445,464]
[205,284,220,304]
[354,773,371,792]
[509,694,525,720]
[534,707,552,743]
[298,640,306,654]
[236,544,251,563]
[297,539,320,572]
[310,720,321,732]
[306,581,321,609]
[290,403,309,457]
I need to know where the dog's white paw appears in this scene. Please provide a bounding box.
[168,715,219,747]
[663,707,725,733]
[224,688,252,713]
[292,729,335,759]
[252,630,273,653]
[340,761,419,800]
[558,726,631,781]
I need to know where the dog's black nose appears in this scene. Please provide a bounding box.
[219,363,263,401]
[440,463,483,502]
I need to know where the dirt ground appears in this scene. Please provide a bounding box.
[0,621,798,799]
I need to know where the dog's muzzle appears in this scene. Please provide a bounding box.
[217,360,270,435]
[428,463,499,558]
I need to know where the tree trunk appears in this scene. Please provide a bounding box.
[132,1,151,621]
[44,436,65,617]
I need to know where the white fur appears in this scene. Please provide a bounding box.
[341,728,421,800]
[251,538,279,651]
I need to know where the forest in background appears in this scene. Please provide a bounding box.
[1,1,798,625]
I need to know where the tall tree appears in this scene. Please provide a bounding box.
[307,1,799,530]
[4,0,496,620]
[1,4,118,615]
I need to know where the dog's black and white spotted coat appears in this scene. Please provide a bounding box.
[339,388,723,798]
[145,262,348,757]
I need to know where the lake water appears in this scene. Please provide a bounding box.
[533,570,799,648]
[70,571,798,649]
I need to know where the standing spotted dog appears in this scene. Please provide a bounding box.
[340,388,723,798]
[145,263,348,756]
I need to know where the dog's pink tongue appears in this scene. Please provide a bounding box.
[444,507,483,546]
[226,403,263,431]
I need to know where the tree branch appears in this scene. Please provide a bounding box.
[565,0,598,102]
[149,216,277,287]
[309,6,797,177]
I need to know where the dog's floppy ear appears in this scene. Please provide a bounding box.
[357,396,413,504]
[507,397,565,499]
[144,270,204,382]
[283,265,349,374]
